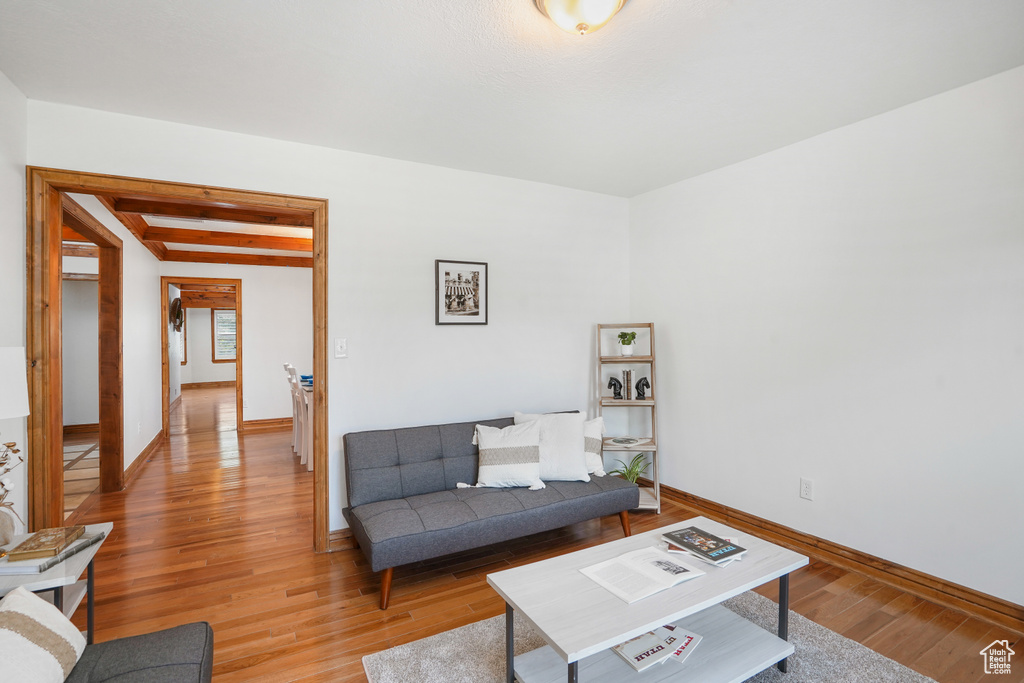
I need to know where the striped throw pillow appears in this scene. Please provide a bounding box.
[583,417,606,476]
[0,585,86,682]
[473,421,544,490]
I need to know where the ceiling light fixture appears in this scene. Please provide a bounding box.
[534,0,628,35]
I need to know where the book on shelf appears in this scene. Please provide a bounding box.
[7,525,85,561]
[0,531,105,575]
[611,624,703,671]
[579,547,704,604]
[663,526,747,566]
[663,624,703,664]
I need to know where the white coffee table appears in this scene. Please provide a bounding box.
[487,516,808,683]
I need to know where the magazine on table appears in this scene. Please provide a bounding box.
[612,624,703,671]
[580,547,704,603]
[662,526,747,566]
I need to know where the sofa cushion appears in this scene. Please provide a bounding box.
[473,421,543,489]
[345,417,513,508]
[348,475,639,571]
[514,411,590,482]
[66,622,213,683]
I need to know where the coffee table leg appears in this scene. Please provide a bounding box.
[53,586,63,612]
[87,560,95,645]
[506,602,514,683]
[777,572,790,672]
[568,660,578,683]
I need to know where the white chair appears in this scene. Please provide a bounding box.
[284,364,301,453]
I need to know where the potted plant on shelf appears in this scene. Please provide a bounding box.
[617,331,637,356]
[610,453,649,484]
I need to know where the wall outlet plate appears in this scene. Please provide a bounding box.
[334,337,348,358]
[800,477,814,501]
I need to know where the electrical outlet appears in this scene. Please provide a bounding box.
[335,338,348,358]
[137,422,142,435]
[243,400,249,408]
[800,477,814,501]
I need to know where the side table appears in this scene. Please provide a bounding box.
[0,522,113,643]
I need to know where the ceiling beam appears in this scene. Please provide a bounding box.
[179,290,237,308]
[62,225,91,242]
[143,226,312,252]
[163,250,313,269]
[113,198,313,228]
[63,243,99,258]
[62,272,100,282]
[96,196,168,261]
[176,283,237,293]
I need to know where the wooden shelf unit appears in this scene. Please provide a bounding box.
[597,322,660,513]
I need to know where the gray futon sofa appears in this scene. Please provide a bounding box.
[343,416,640,609]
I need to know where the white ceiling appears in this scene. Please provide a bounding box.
[2,0,1023,197]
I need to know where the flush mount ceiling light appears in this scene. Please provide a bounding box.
[534,0,628,35]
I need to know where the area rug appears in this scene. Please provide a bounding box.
[363,591,937,682]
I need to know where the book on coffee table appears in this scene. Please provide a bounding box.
[7,525,85,561]
[663,526,746,566]
[580,547,705,603]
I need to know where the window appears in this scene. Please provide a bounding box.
[179,312,187,365]
[212,309,236,362]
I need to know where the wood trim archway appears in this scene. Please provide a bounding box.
[26,167,330,552]
[160,277,243,437]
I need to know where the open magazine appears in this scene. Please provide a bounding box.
[580,547,705,603]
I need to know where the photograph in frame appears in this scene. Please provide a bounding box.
[435,260,487,325]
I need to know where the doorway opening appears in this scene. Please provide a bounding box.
[26,168,329,551]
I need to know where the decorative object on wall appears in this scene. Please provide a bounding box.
[607,376,623,400]
[0,347,30,545]
[617,330,636,356]
[435,260,488,325]
[169,297,184,332]
[635,376,650,400]
[534,0,628,35]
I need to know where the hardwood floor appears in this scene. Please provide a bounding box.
[63,431,100,519]
[66,390,1022,681]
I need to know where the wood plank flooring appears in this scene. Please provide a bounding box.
[66,388,1022,681]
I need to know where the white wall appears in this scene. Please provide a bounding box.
[61,280,99,425]
[0,70,28,529]
[167,284,182,404]
[27,104,631,531]
[181,306,236,385]
[67,194,164,470]
[165,262,311,420]
[629,65,1024,605]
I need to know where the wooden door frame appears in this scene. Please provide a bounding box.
[26,167,330,552]
[161,277,243,436]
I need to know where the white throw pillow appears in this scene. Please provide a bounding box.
[0,585,86,683]
[467,421,544,490]
[513,411,590,482]
[583,417,606,476]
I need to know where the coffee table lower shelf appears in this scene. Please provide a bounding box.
[513,604,793,683]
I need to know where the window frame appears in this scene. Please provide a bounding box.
[211,308,237,363]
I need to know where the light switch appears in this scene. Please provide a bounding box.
[335,338,348,358]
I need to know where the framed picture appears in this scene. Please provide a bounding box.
[435,259,488,325]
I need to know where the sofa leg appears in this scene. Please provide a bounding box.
[380,567,394,610]
[619,510,632,537]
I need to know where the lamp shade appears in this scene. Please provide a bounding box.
[535,0,627,35]
[0,347,30,420]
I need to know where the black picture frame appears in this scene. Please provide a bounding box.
[435,259,488,325]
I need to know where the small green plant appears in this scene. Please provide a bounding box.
[617,331,636,346]
[610,453,649,483]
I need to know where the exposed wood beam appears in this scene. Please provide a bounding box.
[143,226,312,252]
[62,272,99,281]
[62,243,99,258]
[114,198,313,228]
[95,195,168,261]
[180,290,237,309]
[177,283,236,293]
[163,250,313,269]
[62,225,90,242]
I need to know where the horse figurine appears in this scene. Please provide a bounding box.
[607,377,623,400]
[635,376,651,400]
